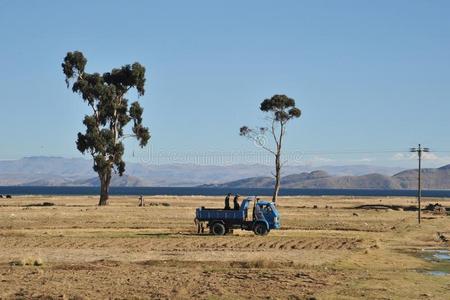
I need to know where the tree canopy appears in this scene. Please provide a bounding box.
[260,94,301,122]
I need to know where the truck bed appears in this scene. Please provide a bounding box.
[196,208,245,221]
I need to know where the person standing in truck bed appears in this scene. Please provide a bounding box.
[224,193,231,210]
[233,194,240,210]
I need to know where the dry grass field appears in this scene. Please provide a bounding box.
[0,195,449,299]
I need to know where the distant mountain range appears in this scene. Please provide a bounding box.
[0,156,446,189]
[202,165,450,190]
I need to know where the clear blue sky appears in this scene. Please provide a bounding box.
[1,0,449,167]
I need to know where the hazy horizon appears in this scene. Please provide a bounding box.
[1,154,448,170]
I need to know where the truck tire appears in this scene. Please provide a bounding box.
[253,222,269,236]
[211,222,226,236]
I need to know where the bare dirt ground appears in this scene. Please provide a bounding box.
[0,195,449,299]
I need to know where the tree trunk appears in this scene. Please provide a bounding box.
[98,171,111,206]
[273,152,281,203]
[272,121,285,203]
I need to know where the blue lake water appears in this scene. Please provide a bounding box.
[422,249,450,276]
[433,251,450,261]
[428,271,448,276]
[1,186,450,197]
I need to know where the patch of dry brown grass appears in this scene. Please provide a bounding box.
[10,257,44,266]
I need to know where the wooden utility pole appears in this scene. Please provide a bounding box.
[410,144,429,224]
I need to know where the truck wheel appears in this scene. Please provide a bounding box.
[211,223,226,236]
[253,223,268,236]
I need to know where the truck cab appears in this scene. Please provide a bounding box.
[253,200,281,232]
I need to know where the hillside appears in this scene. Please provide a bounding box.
[1,157,449,189]
[393,164,450,189]
[206,165,450,189]
[66,175,152,187]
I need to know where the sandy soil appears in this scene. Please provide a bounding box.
[0,195,449,299]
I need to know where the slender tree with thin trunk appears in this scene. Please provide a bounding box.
[62,51,150,206]
[240,95,301,203]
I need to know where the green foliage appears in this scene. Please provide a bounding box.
[62,51,87,87]
[62,51,150,181]
[260,94,301,122]
[239,126,250,136]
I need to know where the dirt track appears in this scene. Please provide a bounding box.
[0,196,449,299]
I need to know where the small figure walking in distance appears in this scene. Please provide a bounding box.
[138,195,145,207]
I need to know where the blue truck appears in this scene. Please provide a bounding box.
[195,196,280,236]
